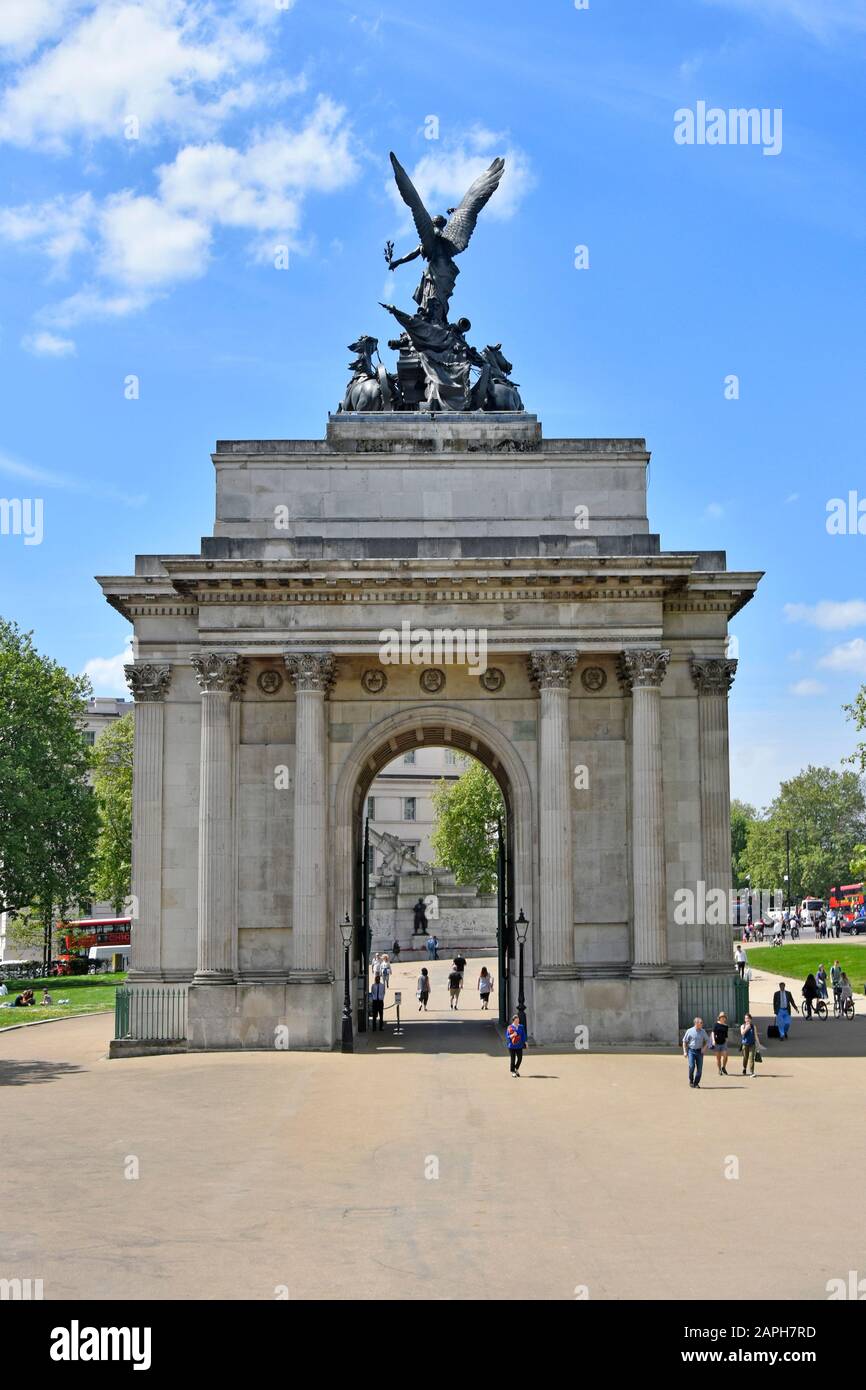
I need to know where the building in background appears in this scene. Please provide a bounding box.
[363,747,469,873]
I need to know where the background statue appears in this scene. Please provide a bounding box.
[385,151,505,326]
[369,826,433,881]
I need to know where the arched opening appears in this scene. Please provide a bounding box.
[331,705,535,1051]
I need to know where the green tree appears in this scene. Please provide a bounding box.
[844,687,866,774]
[0,619,99,949]
[91,711,134,913]
[850,844,866,882]
[430,761,505,894]
[730,799,756,885]
[740,765,866,902]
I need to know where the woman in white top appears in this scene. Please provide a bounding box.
[379,954,391,989]
[477,966,494,1010]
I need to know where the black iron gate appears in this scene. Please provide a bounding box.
[356,816,371,1032]
[496,818,509,1025]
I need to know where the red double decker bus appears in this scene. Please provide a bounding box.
[828,884,865,927]
[55,917,132,972]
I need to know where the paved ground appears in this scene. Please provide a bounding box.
[2,954,865,1301]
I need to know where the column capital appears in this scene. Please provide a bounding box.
[690,656,738,695]
[285,651,337,694]
[124,662,171,702]
[528,649,578,691]
[191,651,247,696]
[618,648,670,691]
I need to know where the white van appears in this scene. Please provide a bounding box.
[88,945,130,970]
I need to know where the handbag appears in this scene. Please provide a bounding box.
[755,1050,763,1064]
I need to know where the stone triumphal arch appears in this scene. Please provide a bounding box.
[100,410,760,1051]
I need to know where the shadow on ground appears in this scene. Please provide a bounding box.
[0,1058,85,1087]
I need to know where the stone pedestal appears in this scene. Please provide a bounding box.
[124,663,171,981]
[620,650,670,976]
[529,650,578,969]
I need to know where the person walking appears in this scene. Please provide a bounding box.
[816,963,828,1000]
[369,973,386,1031]
[379,953,392,990]
[734,944,747,979]
[682,1016,710,1088]
[417,967,430,1011]
[830,959,843,1010]
[478,965,494,1010]
[740,1013,759,1076]
[773,981,798,1038]
[506,1013,526,1076]
[452,951,467,981]
[712,1012,730,1075]
[391,938,401,960]
[432,934,440,960]
[426,934,436,961]
[447,966,463,1010]
[802,972,820,1020]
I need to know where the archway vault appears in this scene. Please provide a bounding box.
[331,702,537,976]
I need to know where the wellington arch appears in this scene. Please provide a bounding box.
[98,407,761,1053]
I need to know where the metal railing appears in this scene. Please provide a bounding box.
[114,986,187,1042]
[678,973,749,1030]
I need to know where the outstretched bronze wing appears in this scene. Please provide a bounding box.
[442,157,505,255]
[389,152,438,259]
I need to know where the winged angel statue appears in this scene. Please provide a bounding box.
[336,151,524,413]
[385,151,504,327]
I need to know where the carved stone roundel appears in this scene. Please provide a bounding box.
[362,669,388,694]
[257,669,283,695]
[480,667,505,692]
[420,668,445,694]
[580,666,607,693]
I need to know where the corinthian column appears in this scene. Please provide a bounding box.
[192,652,247,982]
[528,650,578,969]
[619,649,670,974]
[691,657,738,967]
[285,652,336,977]
[124,663,171,980]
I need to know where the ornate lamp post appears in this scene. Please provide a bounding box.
[339,914,354,1054]
[515,909,529,1032]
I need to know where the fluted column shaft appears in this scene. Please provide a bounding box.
[286,653,335,977]
[192,653,246,982]
[692,658,738,966]
[620,650,670,974]
[529,651,577,969]
[124,663,171,979]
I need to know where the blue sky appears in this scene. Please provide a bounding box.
[0,0,863,809]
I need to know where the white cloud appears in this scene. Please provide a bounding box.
[0,0,83,56]
[818,639,866,674]
[785,492,799,504]
[0,449,146,506]
[0,97,360,328]
[99,192,211,288]
[704,501,725,519]
[387,129,534,230]
[703,0,866,39]
[784,599,866,631]
[82,643,134,697]
[0,0,270,150]
[22,330,76,357]
[0,193,95,274]
[789,679,828,697]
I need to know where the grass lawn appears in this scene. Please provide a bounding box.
[0,972,126,1029]
[746,943,866,991]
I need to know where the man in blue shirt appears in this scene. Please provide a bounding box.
[682,1016,710,1088]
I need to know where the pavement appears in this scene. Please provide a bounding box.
[1,953,865,1301]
